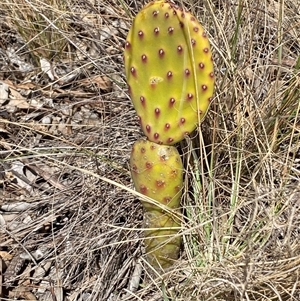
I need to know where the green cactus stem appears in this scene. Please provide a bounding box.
[124,0,214,145]
[130,139,183,271]
[144,209,181,272]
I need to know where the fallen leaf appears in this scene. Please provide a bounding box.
[40,57,56,81]
[0,81,9,105]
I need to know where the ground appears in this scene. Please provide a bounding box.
[0,0,299,300]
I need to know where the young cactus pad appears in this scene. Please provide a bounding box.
[130,139,183,212]
[130,139,183,270]
[124,0,214,145]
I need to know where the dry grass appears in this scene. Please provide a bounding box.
[0,0,299,300]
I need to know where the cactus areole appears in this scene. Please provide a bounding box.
[124,0,214,145]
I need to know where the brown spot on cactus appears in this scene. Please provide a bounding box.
[163,196,172,204]
[199,62,205,69]
[174,185,181,193]
[169,97,175,107]
[204,48,209,53]
[140,147,146,154]
[156,180,165,188]
[180,118,186,124]
[154,27,159,35]
[202,85,207,91]
[202,32,207,38]
[153,10,158,17]
[165,123,170,130]
[177,45,183,53]
[132,164,138,173]
[167,137,174,143]
[170,169,178,178]
[191,39,196,46]
[154,133,159,140]
[145,162,153,169]
[130,67,136,77]
[181,13,185,18]
[185,69,190,76]
[154,108,160,117]
[141,54,147,62]
[187,93,193,100]
[165,12,169,18]
[125,41,130,48]
[140,96,145,106]
[179,21,184,28]
[191,16,195,22]
[146,125,151,133]
[210,72,214,78]
[159,154,167,161]
[158,49,165,57]
[167,71,173,78]
[138,30,144,38]
[168,27,174,34]
[193,27,199,32]
[140,184,148,194]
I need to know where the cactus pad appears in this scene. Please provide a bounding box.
[130,139,183,212]
[125,0,214,145]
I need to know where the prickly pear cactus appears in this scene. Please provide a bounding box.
[130,139,183,271]
[124,0,214,145]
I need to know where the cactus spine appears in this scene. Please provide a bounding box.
[125,0,214,272]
